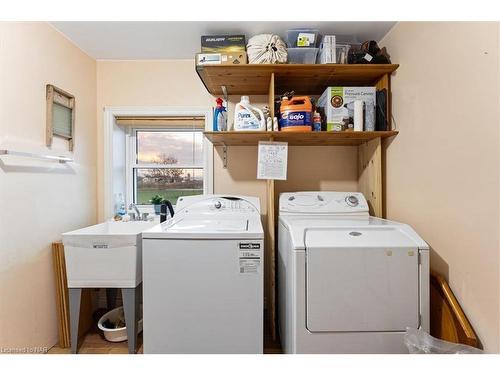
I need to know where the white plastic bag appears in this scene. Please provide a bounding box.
[404,327,483,354]
[247,34,287,64]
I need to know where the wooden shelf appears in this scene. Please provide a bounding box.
[204,131,398,146]
[196,64,399,95]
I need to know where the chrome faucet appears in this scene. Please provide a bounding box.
[129,203,141,220]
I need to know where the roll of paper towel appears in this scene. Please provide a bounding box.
[354,100,364,131]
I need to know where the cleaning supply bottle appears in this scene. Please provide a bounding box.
[213,98,227,131]
[114,193,126,216]
[312,111,322,131]
[233,96,266,131]
[279,96,313,132]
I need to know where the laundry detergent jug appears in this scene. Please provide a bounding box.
[234,96,266,131]
[279,96,312,132]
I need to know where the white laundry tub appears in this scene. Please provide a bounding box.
[98,306,143,342]
[62,221,155,288]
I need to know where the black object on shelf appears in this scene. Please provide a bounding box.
[348,41,391,64]
[376,89,388,131]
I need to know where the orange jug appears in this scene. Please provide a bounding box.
[279,96,313,132]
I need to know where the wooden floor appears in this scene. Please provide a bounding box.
[48,329,142,354]
[48,324,281,354]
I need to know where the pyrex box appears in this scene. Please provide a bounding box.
[317,87,376,131]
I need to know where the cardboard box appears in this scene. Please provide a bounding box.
[317,35,336,64]
[201,35,246,53]
[196,52,247,66]
[317,87,376,131]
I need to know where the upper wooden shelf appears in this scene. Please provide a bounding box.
[196,64,399,96]
[204,131,398,146]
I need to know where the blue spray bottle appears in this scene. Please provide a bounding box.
[213,98,227,131]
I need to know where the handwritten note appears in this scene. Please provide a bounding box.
[257,141,288,180]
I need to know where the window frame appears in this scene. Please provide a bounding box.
[125,126,206,210]
[103,106,213,220]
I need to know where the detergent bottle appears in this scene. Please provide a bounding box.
[279,96,313,132]
[233,96,266,131]
[213,98,227,131]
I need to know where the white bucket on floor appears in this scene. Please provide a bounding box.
[97,306,143,342]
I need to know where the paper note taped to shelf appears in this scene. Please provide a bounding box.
[257,141,288,180]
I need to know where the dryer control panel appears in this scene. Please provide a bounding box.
[279,191,369,215]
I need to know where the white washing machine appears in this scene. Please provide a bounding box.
[142,195,264,354]
[278,191,429,354]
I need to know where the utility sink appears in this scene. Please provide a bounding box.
[62,221,156,288]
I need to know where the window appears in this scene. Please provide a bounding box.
[104,110,211,219]
[127,128,204,206]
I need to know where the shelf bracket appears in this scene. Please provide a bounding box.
[221,142,228,168]
[221,85,228,104]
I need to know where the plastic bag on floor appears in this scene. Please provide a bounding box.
[404,327,483,354]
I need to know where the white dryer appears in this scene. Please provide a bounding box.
[278,191,429,353]
[142,195,264,354]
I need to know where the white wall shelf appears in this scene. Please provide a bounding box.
[0,149,73,163]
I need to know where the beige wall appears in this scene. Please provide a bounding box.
[0,22,97,349]
[381,22,500,352]
[96,60,358,220]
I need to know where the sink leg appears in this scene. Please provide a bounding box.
[106,288,118,310]
[122,284,140,354]
[69,288,82,354]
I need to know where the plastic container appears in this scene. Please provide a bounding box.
[285,28,320,48]
[312,111,322,131]
[233,96,266,131]
[336,44,350,64]
[279,96,313,132]
[98,306,143,342]
[114,193,126,216]
[287,48,319,64]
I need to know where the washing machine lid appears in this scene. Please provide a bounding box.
[305,226,418,248]
[142,217,264,239]
[168,218,248,232]
[305,233,420,332]
[279,215,429,250]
